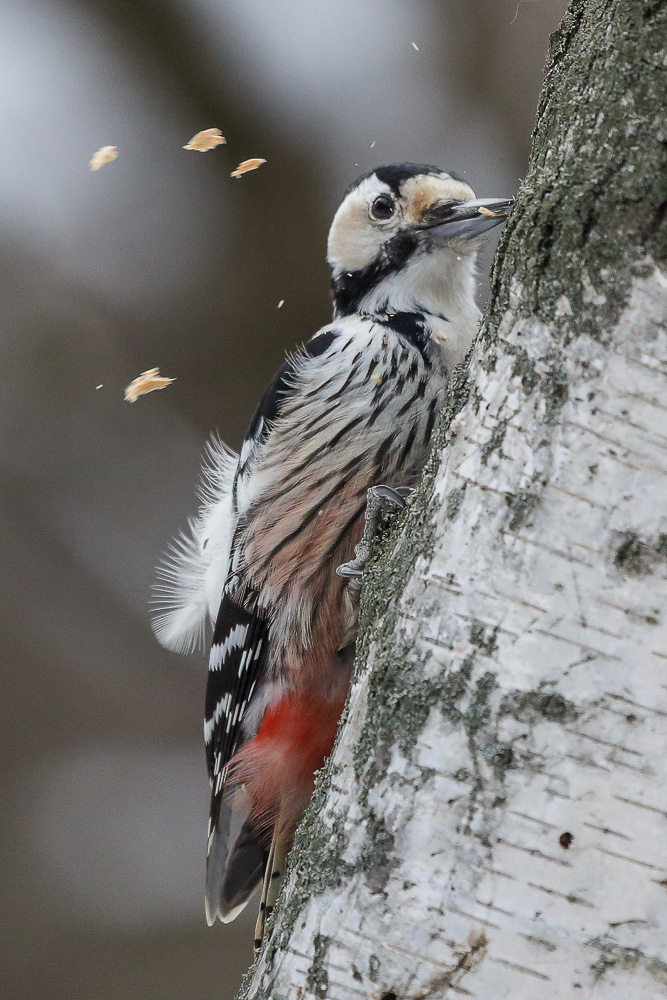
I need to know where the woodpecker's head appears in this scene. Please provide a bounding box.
[327,163,513,319]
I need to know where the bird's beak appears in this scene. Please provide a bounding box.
[418,197,514,240]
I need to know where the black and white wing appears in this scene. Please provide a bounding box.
[204,324,359,923]
[204,582,270,924]
[203,346,306,923]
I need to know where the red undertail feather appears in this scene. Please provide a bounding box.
[234,690,346,843]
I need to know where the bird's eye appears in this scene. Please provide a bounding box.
[371,195,395,221]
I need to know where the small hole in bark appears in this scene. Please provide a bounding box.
[559,831,574,849]
[381,993,398,1000]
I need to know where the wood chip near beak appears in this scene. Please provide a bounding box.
[478,206,504,218]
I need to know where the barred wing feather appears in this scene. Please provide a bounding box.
[204,588,270,923]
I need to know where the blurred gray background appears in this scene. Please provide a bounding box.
[0,1,567,997]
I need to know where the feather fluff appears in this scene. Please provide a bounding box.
[153,435,239,654]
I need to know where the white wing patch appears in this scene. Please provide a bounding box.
[203,693,232,744]
[209,624,249,670]
[153,435,239,653]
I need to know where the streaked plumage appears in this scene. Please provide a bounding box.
[153,162,512,941]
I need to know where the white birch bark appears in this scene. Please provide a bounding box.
[240,2,667,997]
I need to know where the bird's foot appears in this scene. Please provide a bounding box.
[336,485,413,580]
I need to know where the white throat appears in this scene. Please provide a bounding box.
[348,248,481,371]
[355,245,479,324]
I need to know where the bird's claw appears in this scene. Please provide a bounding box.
[369,484,413,510]
[336,484,413,580]
[336,563,364,579]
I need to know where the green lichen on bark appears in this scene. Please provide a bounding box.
[346,356,480,778]
[541,359,569,424]
[589,936,667,985]
[367,0,660,873]
[360,812,398,892]
[480,416,509,465]
[613,530,667,575]
[256,775,401,964]
[469,620,500,655]
[504,490,540,531]
[509,346,540,394]
[500,688,580,725]
[463,672,498,736]
[446,485,467,520]
[488,0,667,340]
[307,934,331,999]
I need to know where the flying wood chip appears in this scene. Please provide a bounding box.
[231,158,266,178]
[183,128,226,152]
[124,368,175,403]
[89,145,118,171]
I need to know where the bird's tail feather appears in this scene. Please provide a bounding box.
[254,831,287,953]
[206,804,267,925]
[205,792,232,926]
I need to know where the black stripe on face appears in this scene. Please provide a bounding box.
[331,230,419,317]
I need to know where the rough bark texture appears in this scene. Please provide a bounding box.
[240,2,667,997]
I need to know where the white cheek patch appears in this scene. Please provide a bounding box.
[327,172,478,274]
[327,177,396,272]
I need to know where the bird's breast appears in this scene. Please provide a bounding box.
[236,317,450,677]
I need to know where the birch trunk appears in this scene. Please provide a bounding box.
[241,2,667,996]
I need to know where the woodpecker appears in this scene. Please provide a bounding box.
[153,163,512,947]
